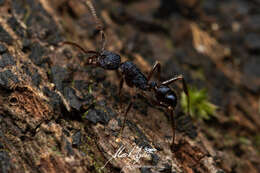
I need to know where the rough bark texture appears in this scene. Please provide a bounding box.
[0,0,259,173]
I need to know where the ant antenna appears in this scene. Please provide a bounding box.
[83,0,106,52]
[60,41,98,55]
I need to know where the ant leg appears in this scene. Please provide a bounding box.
[118,78,124,96]
[162,75,190,115]
[118,100,133,139]
[168,107,176,151]
[141,92,176,150]
[100,30,106,52]
[147,61,161,82]
[161,75,188,93]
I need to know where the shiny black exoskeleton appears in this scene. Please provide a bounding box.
[154,85,178,108]
[59,0,190,150]
[60,42,189,148]
[98,51,121,70]
[119,61,150,90]
[118,61,179,108]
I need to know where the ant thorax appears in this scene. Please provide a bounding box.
[119,61,150,91]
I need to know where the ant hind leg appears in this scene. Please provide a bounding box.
[168,107,176,151]
[117,100,133,142]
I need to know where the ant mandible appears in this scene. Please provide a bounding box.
[59,0,190,150]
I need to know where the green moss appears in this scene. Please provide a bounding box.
[71,80,75,88]
[79,135,106,173]
[80,136,91,154]
[93,161,105,173]
[49,145,62,157]
[52,146,57,151]
[238,137,251,145]
[254,135,260,148]
[88,84,93,94]
[47,69,51,76]
[181,87,217,121]
[0,149,10,153]
[82,110,89,119]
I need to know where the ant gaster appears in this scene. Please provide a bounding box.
[59,0,190,149]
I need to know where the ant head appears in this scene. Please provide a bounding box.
[99,51,121,70]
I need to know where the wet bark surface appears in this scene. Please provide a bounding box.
[0,0,259,173]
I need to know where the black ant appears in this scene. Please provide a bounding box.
[59,0,190,149]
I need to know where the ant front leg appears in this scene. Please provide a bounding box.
[147,61,161,82]
[162,75,190,115]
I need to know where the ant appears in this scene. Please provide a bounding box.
[59,0,190,150]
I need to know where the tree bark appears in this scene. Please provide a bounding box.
[0,0,225,173]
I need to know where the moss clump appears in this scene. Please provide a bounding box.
[181,87,217,121]
[239,136,251,145]
[254,135,260,150]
